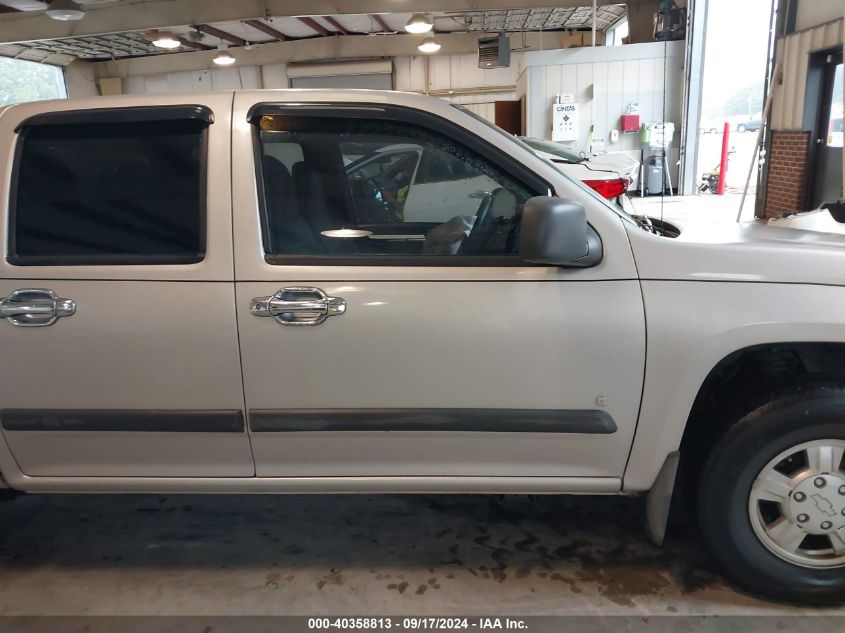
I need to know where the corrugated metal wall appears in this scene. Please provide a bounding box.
[770,18,843,130]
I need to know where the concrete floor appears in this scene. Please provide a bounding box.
[0,492,842,617]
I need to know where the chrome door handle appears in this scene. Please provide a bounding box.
[0,289,76,327]
[250,286,346,326]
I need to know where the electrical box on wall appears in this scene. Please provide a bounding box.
[621,114,640,133]
[552,96,578,142]
[621,101,640,133]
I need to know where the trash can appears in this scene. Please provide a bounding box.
[644,155,664,196]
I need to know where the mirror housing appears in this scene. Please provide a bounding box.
[519,197,602,268]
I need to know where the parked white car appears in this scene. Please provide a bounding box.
[0,90,844,605]
[344,143,501,223]
[520,137,639,204]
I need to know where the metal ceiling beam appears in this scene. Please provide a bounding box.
[0,0,618,44]
[176,36,212,50]
[193,23,246,46]
[371,14,390,32]
[322,16,349,35]
[242,18,287,41]
[296,16,330,37]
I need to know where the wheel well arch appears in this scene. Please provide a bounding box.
[680,342,845,463]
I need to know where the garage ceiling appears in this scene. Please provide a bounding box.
[0,4,627,65]
[464,7,626,32]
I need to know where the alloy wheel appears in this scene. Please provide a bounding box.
[748,439,845,568]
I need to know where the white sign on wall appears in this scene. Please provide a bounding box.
[552,102,578,142]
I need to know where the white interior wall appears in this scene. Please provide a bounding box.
[394,52,523,113]
[122,65,263,94]
[258,63,289,89]
[519,41,685,181]
[395,52,521,94]
[64,60,99,98]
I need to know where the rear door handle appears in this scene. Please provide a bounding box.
[0,289,76,327]
[250,287,346,326]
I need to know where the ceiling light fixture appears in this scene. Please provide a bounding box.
[46,0,85,21]
[417,36,441,54]
[213,43,236,66]
[151,31,181,49]
[404,13,433,34]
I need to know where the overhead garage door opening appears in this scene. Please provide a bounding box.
[0,57,66,105]
[696,0,774,199]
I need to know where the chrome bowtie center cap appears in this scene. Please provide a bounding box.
[788,474,845,535]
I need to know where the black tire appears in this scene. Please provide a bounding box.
[698,384,845,605]
[738,124,747,133]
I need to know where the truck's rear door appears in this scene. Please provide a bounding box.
[0,94,254,481]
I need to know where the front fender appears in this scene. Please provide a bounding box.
[624,280,845,491]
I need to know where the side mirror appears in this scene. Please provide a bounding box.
[519,197,602,267]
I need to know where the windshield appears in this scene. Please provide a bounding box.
[519,137,586,164]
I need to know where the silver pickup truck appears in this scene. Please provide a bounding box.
[0,90,843,604]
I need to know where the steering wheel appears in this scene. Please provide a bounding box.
[460,189,499,254]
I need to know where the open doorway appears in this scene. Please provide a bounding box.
[494,100,522,135]
[806,49,844,209]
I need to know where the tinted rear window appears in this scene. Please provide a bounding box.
[10,116,207,265]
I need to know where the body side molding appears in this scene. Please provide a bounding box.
[249,408,616,434]
[1,410,245,433]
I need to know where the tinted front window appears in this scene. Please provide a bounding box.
[255,114,536,259]
[344,144,420,223]
[11,116,207,264]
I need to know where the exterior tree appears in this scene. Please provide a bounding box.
[0,58,66,106]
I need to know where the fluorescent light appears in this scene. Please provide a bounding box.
[417,36,441,54]
[213,43,236,66]
[46,0,84,21]
[405,13,433,34]
[152,31,181,49]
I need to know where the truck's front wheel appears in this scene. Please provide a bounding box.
[698,385,845,604]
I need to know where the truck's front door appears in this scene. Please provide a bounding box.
[232,94,645,489]
[0,96,254,482]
